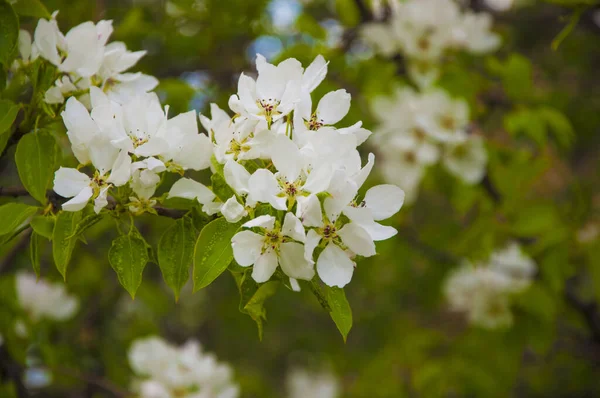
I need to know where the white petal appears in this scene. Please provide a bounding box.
[295,195,323,228]
[282,212,305,242]
[338,223,376,257]
[360,221,398,241]
[352,152,375,190]
[224,160,251,195]
[304,229,321,264]
[252,250,278,283]
[317,243,355,288]
[279,242,315,280]
[247,169,286,211]
[106,150,131,186]
[175,134,212,171]
[221,196,247,223]
[301,55,328,93]
[168,178,215,204]
[62,186,93,212]
[93,186,110,213]
[242,215,275,230]
[316,89,351,125]
[289,277,301,292]
[302,164,332,195]
[364,184,405,221]
[271,134,302,183]
[54,167,91,198]
[231,230,263,267]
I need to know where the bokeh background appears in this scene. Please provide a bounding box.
[2,0,600,396]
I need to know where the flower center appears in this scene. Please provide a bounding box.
[307,115,324,131]
[440,115,457,131]
[257,98,281,124]
[262,229,283,253]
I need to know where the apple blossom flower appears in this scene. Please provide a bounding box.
[231,214,315,283]
[16,272,79,322]
[442,135,488,184]
[129,336,239,398]
[286,367,340,398]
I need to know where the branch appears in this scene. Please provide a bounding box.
[353,0,373,23]
[0,346,28,398]
[0,187,30,197]
[153,205,188,219]
[46,366,130,398]
[565,282,600,344]
[0,228,32,275]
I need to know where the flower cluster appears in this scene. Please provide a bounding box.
[164,55,405,288]
[444,243,537,329]
[16,272,79,322]
[53,87,212,214]
[371,87,487,203]
[16,11,157,106]
[128,336,239,398]
[286,367,340,398]
[362,0,500,87]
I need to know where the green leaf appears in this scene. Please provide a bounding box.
[0,202,37,236]
[210,172,236,202]
[0,1,19,66]
[193,217,241,291]
[325,286,353,342]
[158,217,196,300]
[52,211,82,280]
[309,280,331,312]
[108,231,149,299]
[501,54,532,101]
[537,106,575,150]
[15,130,60,204]
[65,213,103,240]
[30,215,54,240]
[11,0,51,19]
[29,231,40,279]
[0,100,20,135]
[237,271,278,340]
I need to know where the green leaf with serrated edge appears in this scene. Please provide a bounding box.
[210,172,236,202]
[0,1,19,66]
[158,217,196,300]
[325,286,353,342]
[108,231,149,299]
[0,203,37,236]
[193,217,241,291]
[52,211,82,280]
[12,0,51,18]
[237,271,278,340]
[30,215,54,240]
[15,130,60,204]
[65,213,103,240]
[0,100,20,134]
[29,231,40,279]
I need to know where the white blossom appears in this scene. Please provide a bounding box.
[442,135,487,184]
[444,243,536,329]
[129,336,239,398]
[16,272,79,322]
[286,368,340,398]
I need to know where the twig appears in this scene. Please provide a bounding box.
[0,228,32,275]
[0,187,30,197]
[565,282,600,344]
[0,345,28,398]
[153,206,188,219]
[45,366,130,398]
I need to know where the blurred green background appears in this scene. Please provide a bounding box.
[2,0,600,396]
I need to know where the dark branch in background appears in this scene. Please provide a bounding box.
[47,366,129,398]
[565,280,600,344]
[0,228,32,275]
[153,205,187,219]
[480,174,501,204]
[0,187,30,197]
[0,346,28,398]
[352,0,373,23]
